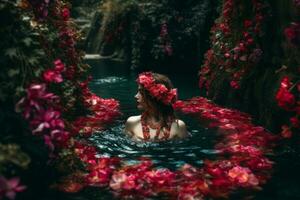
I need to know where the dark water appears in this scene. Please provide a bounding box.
[88,71,219,170]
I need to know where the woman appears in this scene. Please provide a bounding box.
[125,72,188,141]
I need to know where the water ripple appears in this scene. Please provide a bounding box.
[89,123,218,169]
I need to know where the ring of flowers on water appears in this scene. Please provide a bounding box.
[137,72,178,105]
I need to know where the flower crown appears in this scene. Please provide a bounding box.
[137,72,177,105]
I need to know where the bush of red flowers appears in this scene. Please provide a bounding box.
[199,0,268,92]
[274,0,300,138]
[199,0,300,138]
[1,0,120,199]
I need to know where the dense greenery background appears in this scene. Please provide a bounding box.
[84,0,220,73]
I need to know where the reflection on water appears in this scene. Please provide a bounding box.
[89,75,218,170]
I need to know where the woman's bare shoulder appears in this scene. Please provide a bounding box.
[172,119,188,138]
[125,115,141,137]
[126,115,141,123]
[176,119,186,127]
[125,115,141,127]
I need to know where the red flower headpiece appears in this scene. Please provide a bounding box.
[137,72,177,105]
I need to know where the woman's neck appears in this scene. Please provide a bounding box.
[143,111,161,123]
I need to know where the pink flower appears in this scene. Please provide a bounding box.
[54,59,65,72]
[50,130,70,147]
[281,125,292,138]
[290,117,300,128]
[224,52,231,58]
[30,109,61,134]
[0,176,26,200]
[284,22,300,45]
[227,166,259,186]
[230,80,240,89]
[86,169,111,186]
[276,87,295,111]
[164,43,173,56]
[61,8,70,21]
[109,172,127,190]
[43,69,63,83]
[244,20,252,28]
[285,27,296,41]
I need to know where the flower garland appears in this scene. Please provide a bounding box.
[137,72,177,105]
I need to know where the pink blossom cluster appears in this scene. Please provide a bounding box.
[275,76,300,138]
[171,97,276,198]
[109,160,176,198]
[70,79,120,137]
[16,82,70,151]
[0,176,26,200]
[16,58,71,152]
[276,76,296,111]
[43,59,65,83]
[56,142,120,193]
[137,72,178,105]
[73,142,119,187]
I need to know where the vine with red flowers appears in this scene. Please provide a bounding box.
[199,0,268,91]
[275,0,300,138]
[0,0,120,198]
[198,0,300,137]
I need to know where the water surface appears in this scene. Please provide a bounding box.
[88,74,218,170]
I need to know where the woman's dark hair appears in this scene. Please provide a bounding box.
[139,73,176,129]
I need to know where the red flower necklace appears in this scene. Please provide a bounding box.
[141,113,171,140]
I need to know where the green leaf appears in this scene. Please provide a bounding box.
[22,37,33,47]
[5,48,18,58]
[7,68,20,77]
[28,57,39,66]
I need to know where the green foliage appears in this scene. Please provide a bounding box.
[97,0,214,70]
[0,1,46,103]
[0,144,31,174]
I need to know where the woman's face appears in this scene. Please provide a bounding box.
[135,85,146,110]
